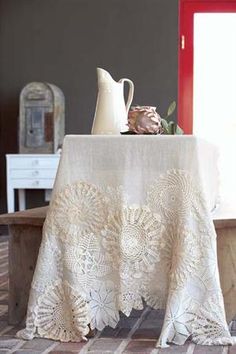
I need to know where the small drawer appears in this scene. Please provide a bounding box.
[8,156,60,169]
[10,169,57,179]
[11,179,55,189]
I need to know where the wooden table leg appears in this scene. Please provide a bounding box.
[8,224,42,325]
[217,226,236,323]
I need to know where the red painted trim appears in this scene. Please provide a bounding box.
[178,0,236,134]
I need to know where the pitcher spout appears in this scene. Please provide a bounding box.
[97,67,116,85]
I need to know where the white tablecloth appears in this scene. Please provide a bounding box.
[18,135,236,347]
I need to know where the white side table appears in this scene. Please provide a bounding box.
[6,154,60,212]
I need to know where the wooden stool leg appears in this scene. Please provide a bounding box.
[217,227,236,323]
[8,224,42,325]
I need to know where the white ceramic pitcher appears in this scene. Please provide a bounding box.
[91,68,134,134]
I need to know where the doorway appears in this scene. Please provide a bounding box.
[178,0,236,210]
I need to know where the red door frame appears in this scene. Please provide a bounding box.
[178,0,236,133]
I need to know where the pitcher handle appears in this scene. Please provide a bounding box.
[119,78,134,113]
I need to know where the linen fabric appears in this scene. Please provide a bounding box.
[17,135,236,347]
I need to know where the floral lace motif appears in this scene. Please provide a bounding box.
[17,170,236,346]
[63,234,111,294]
[161,225,201,289]
[147,169,200,222]
[52,182,109,243]
[89,282,120,330]
[35,281,89,342]
[191,294,231,345]
[102,207,162,276]
[31,238,62,292]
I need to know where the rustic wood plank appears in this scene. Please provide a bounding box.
[217,226,236,323]
[0,206,48,226]
[0,203,235,230]
[212,199,236,230]
[213,202,236,230]
[214,219,236,230]
[8,224,43,324]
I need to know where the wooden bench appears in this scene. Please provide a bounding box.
[0,206,236,325]
[0,206,47,324]
[214,217,236,323]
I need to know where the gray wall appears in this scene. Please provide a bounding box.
[0,0,178,214]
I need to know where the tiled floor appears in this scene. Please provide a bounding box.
[0,238,235,354]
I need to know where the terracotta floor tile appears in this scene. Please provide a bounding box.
[50,351,80,354]
[88,338,122,352]
[123,340,156,354]
[158,342,190,353]
[193,345,225,353]
[229,346,236,354]
[0,337,23,350]
[52,341,86,352]
[21,338,56,350]
[131,327,161,340]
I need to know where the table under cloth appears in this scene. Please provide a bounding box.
[17,135,236,347]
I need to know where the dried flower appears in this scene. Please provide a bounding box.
[127,106,163,134]
[121,101,183,135]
